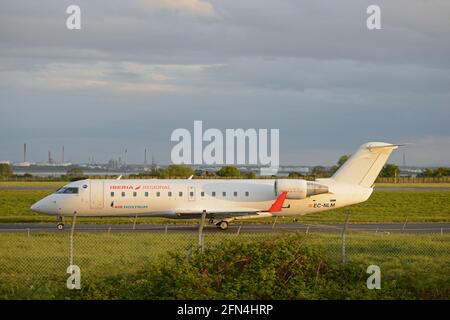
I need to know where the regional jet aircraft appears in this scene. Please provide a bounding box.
[31,142,398,230]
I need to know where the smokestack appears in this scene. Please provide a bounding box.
[62,146,65,164]
[23,143,27,163]
[124,149,128,175]
[48,151,51,164]
[144,148,147,165]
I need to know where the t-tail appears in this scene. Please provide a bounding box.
[332,142,399,188]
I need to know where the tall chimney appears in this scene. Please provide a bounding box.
[62,146,65,164]
[144,148,147,165]
[23,143,27,163]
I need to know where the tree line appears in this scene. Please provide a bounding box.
[1,160,449,180]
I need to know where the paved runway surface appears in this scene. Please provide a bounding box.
[0,222,448,234]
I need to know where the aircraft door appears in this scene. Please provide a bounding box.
[90,180,104,209]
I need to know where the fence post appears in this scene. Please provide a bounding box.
[198,211,207,253]
[69,213,77,267]
[341,212,350,264]
[306,225,310,235]
[402,218,408,233]
[165,224,168,235]
[237,225,242,236]
[132,214,137,230]
[27,228,30,237]
[272,216,278,231]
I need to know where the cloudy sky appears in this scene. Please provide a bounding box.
[0,0,449,166]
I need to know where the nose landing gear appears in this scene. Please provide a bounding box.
[56,216,64,230]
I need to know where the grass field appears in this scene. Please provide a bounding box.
[1,181,447,299]
[0,231,448,299]
[0,181,67,188]
[0,185,448,224]
[375,183,450,187]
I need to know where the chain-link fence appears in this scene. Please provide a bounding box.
[1,222,449,299]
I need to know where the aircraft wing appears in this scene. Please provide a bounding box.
[175,208,260,219]
[174,191,288,219]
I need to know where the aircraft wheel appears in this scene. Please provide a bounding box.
[56,223,64,230]
[216,221,228,230]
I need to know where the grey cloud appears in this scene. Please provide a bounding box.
[0,0,449,166]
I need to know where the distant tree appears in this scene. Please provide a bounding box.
[311,166,327,178]
[243,171,256,179]
[288,171,302,178]
[194,169,204,177]
[329,154,351,175]
[137,170,159,178]
[337,155,350,167]
[433,167,450,177]
[67,167,84,177]
[419,167,450,177]
[216,166,241,177]
[0,163,13,177]
[379,164,399,177]
[160,164,194,178]
[419,168,434,177]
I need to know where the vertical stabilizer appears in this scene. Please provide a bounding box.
[332,142,398,187]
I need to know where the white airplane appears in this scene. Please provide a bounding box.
[31,142,398,230]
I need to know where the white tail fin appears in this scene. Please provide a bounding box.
[332,142,399,187]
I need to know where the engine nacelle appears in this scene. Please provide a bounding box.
[275,179,329,199]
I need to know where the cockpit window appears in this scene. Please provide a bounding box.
[56,187,79,194]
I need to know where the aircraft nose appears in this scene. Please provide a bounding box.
[31,198,53,214]
[30,200,43,213]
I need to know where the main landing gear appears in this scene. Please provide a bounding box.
[216,220,229,230]
[56,216,64,230]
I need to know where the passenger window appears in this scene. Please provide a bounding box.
[133,192,137,197]
[168,192,172,197]
[156,192,160,197]
[201,192,205,197]
[234,191,237,197]
[212,192,216,197]
[145,192,149,197]
[190,192,194,197]
[111,192,114,197]
[245,191,249,197]
[121,192,125,197]
[179,191,183,197]
[222,192,226,197]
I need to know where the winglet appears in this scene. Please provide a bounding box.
[268,191,288,212]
